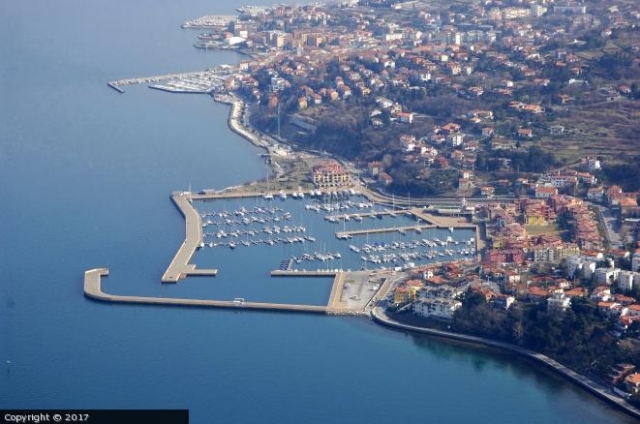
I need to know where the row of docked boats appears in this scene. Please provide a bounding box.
[360,247,475,265]
[264,188,360,201]
[204,225,308,239]
[290,252,342,263]
[198,234,318,249]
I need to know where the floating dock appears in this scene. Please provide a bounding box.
[336,224,437,239]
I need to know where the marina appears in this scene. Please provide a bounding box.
[107,66,234,93]
[156,187,480,302]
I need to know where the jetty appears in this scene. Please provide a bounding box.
[161,192,217,282]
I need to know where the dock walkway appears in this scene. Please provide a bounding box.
[336,223,437,239]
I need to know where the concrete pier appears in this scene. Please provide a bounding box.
[85,268,328,313]
[161,192,217,283]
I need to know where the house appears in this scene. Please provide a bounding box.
[367,161,384,177]
[528,286,549,302]
[458,178,474,191]
[610,364,636,386]
[396,111,414,124]
[547,290,571,312]
[535,186,558,199]
[378,172,393,186]
[597,301,625,317]
[480,186,495,198]
[590,286,612,302]
[586,187,605,202]
[625,373,640,394]
[517,128,533,138]
[491,294,516,310]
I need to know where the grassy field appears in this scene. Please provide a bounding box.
[525,223,563,236]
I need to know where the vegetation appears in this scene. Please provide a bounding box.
[451,290,640,379]
[600,157,640,192]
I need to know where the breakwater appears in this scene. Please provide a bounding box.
[85,268,329,313]
[161,192,218,282]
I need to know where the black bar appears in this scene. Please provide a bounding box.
[1,410,188,424]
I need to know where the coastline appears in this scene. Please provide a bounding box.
[214,93,270,151]
[99,65,637,423]
[371,307,640,421]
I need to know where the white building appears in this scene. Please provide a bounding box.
[632,251,640,273]
[413,298,462,320]
[566,255,597,279]
[547,290,571,312]
[593,268,621,285]
[617,271,636,291]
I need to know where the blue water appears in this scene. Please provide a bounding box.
[0,1,636,423]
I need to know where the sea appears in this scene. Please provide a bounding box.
[0,1,636,423]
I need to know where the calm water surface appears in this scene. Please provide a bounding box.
[0,1,637,423]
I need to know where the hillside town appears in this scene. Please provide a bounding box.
[183,0,640,197]
[176,0,640,408]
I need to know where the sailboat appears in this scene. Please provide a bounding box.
[263,171,273,200]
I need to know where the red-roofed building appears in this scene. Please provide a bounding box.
[312,160,351,188]
[535,186,558,199]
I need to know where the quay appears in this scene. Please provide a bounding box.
[85,268,328,313]
[161,192,217,283]
[371,307,640,421]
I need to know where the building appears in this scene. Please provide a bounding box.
[532,244,580,264]
[535,186,558,199]
[617,271,639,292]
[594,268,621,285]
[547,290,571,312]
[413,298,462,320]
[625,373,640,395]
[633,251,640,273]
[312,160,351,188]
